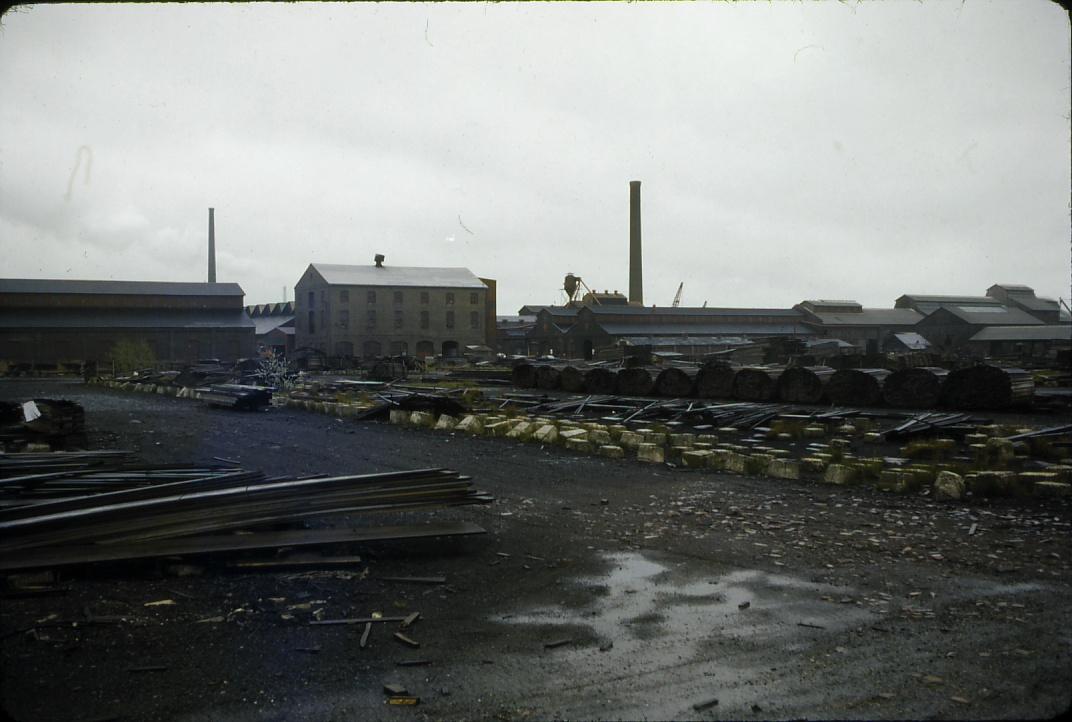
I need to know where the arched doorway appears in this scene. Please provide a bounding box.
[583,340,594,360]
[416,340,434,358]
[362,340,382,358]
[442,340,459,357]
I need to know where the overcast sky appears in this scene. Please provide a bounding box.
[1,1,1069,314]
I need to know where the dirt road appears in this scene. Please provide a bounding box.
[2,380,1070,721]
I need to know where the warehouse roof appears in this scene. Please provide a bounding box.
[932,305,1043,326]
[585,306,804,318]
[969,325,1072,342]
[807,308,923,326]
[892,332,931,350]
[0,278,245,296]
[308,264,487,289]
[0,309,255,330]
[590,322,812,337]
[251,314,294,336]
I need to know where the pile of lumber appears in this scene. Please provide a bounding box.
[942,365,1034,410]
[0,465,490,571]
[826,368,890,406]
[776,366,834,404]
[882,367,949,408]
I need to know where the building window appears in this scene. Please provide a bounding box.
[420,291,429,304]
[470,311,479,329]
[340,289,349,303]
[446,310,455,329]
[307,291,314,307]
[420,311,429,329]
[367,290,376,304]
[367,309,377,327]
[308,311,315,333]
[470,292,479,305]
[338,310,349,329]
[394,290,403,304]
[394,310,403,329]
[446,292,455,305]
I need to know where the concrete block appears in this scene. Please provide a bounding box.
[484,420,515,437]
[434,414,458,431]
[643,431,668,446]
[697,434,719,445]
[565,438,591,453]
[933,471,965,501]
[506,421,535,440]
[618,431,644,449]
[455,415,485,434]
[681,450,713,468]
[589,429,613,446]
[767,458,800,480]
[863,432,882,443]
[969,470,1016,497]
[830,438,853,451]
[1034,481,1072,498]
[802,425,826,439]
[717,427,739,436]
[532,424,559,444]
[823,464,858,486]
[707,449,731,470]
[598,445,625,459]
[724,452,763,475]
[768,449,792,459]
[801,457,828,473]
[877,469,919,493]
[835,424,857,436]
[559,428,589,443]
[636,443,665,463]
[409,411,435,428]
[388,409,409,425]
[669,433,696,448]
[986,437,1016,463]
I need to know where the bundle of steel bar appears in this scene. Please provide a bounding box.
[775,366,834,404]
[559,365,588,393]
[826,368,891,406]
[882,367,949,408]
[196,383,273,410]
[584,367,619,394]
[696,363,738,399]
[883,412,983,441]
[0,467,492,569]
[941,366,1034,410]
[0,450,134,479]
[654,366,700,397]
[616,367,660,396]
[732,367,785,402]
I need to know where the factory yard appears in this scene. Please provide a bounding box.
[2,379,1071,722]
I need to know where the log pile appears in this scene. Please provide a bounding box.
[882,367,949,409]
[616,367,657,396]
[559,365,588,393]
[732,367,785,402]
[941,365,1034,410]
[826,368,890,406]
[696,363,738,399]
[653,366,699,397]
[534,365,565,391]
[776,366,834,404]
[511,362,538,389]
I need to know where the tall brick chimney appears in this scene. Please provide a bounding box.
[208,207,216,283]
[629,181,642,305]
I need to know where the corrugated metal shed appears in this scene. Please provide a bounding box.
[939,306,1042,325]
[809,309,922,326]
[0,278,245,297]
[310,264,486,289]
[969,325,1072,342]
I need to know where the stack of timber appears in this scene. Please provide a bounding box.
[653,366,700,397]
[732,367,785,402]
[696,362,738,400]
[584,366,619,394]
[616,367,659,396]
[941,365,1034,410]
[559,365,588,393]
[882,367,949,409]
[776,366,834,404]
[0,466,491,571]
[196,384,273,411]
[535,364,567,391]
[826,368,890,407]
[511,362,538,389]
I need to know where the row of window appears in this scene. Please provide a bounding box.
[308,310,480,333]
[311,290,481,306]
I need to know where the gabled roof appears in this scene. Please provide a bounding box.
[584,306,804,318]
[588,322,813,337]
[969,324,1072,342]
[308,264,486,289]
[923,305,1043,326]
[0,278,244,297]
[807,308,922,326]
[252,315,295,335]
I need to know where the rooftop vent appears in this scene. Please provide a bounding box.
[374,254,385,268]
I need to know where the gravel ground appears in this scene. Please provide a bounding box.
[1,379,1071,721]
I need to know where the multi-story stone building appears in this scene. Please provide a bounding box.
[294,260,494,359]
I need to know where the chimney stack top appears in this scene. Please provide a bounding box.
[374,254,385,268]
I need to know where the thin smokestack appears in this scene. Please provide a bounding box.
[208,207,216,283]
[629,180,642,305]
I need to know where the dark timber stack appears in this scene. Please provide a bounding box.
[776,366,834,403]
[653,367,699,397]
[826,368,890,406]
[559,366,588,393]
[942,365,1034,410]
[732,367,785,402]
[696,363,738,399]
[512,363,537,389]
[617,367,657,396]
[534,365,565,391]
[585,367,618,394]
[883,367,949,408]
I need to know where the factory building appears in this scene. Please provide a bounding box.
[294,258,495,360]
[794,300,923,353]
[246,302,296,357]
[0,278,255,369]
